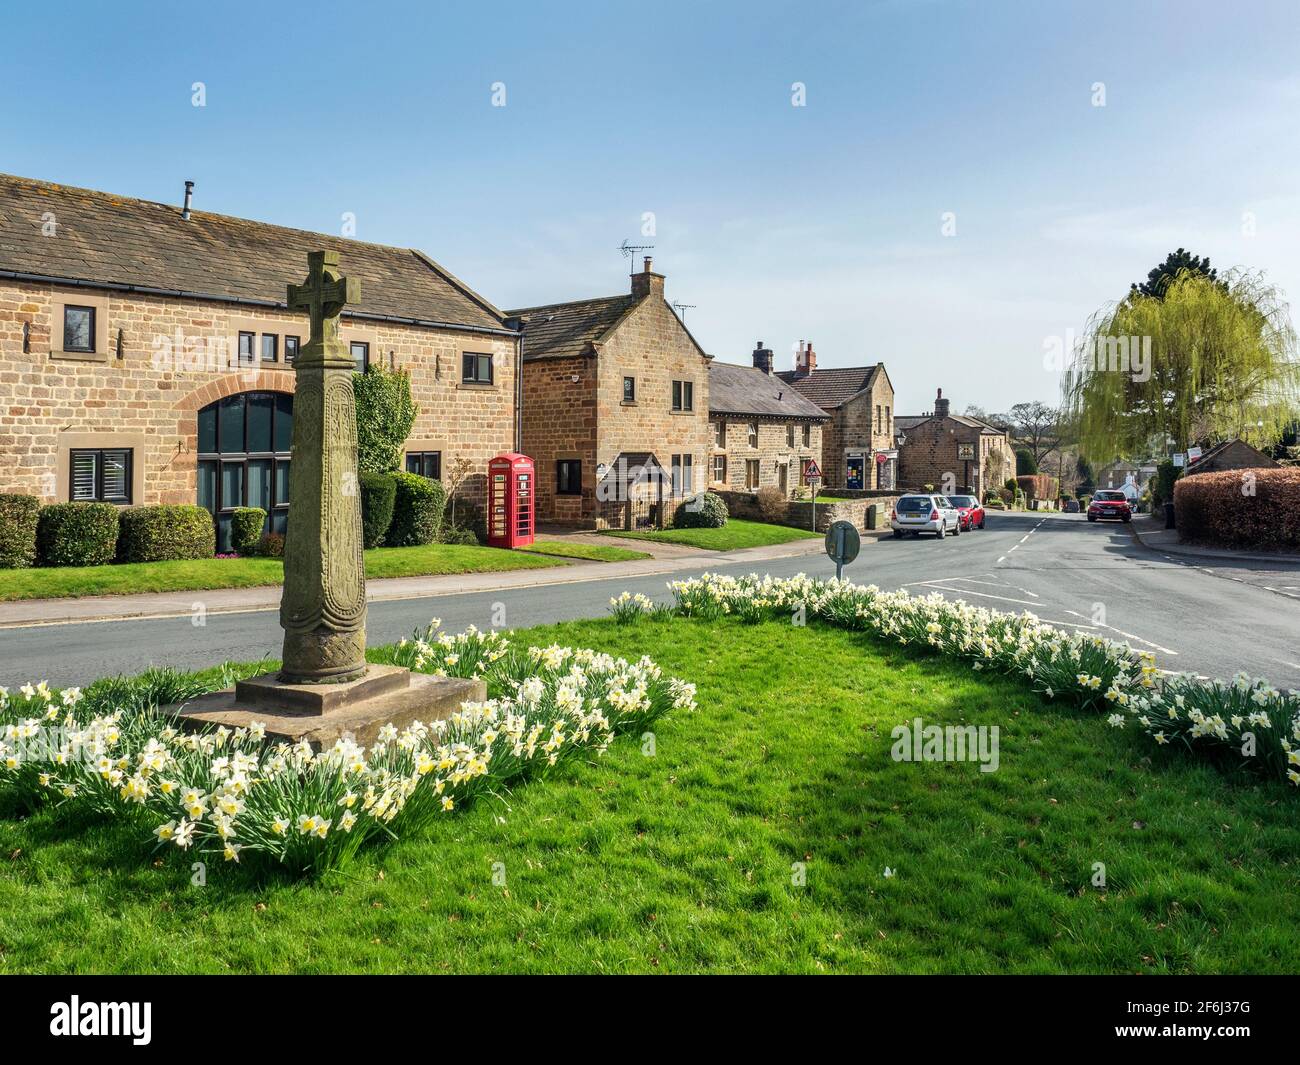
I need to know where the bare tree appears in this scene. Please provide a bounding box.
[1004,401,1061,464]
[442,455,475,531]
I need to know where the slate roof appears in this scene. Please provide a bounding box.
[506,295,636,361]
[898,413,1007,433]
[0,173,506,330]
[709,360,828,420]
[776,364,883,409]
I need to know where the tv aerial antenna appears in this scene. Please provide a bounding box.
[671,301,696,323]
[619,238,654,275]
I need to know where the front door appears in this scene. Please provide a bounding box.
[846,455,864,490]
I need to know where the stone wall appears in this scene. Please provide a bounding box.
[519,352,597,525]
[714,488,898,533]
[0,279,517,514]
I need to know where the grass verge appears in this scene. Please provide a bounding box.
[1,617,1296,973]
[517,540,652,562]
[0,544,566,602]
[604,518,820,551]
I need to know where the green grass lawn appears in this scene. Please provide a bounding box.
[517,539,652,562]
[2,616,1296,974]
[0,543,566,602]
[604,518,820,551]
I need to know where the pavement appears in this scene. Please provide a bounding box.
[4,512,1299,691]
[1126,513,1300,565]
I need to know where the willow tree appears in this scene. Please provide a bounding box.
[1064,269,1299,461]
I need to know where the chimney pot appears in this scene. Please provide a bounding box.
[643,255,653,273]
[181,180,194,220]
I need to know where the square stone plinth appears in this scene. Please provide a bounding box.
[164,665,485,749]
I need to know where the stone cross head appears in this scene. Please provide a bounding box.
[287,250,360,351]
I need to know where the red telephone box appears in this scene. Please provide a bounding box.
[487,453,535,548]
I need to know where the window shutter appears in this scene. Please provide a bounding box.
[71,451,97,500]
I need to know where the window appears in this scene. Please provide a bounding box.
[70,448,131,504]
[556,459,582,495]
[876,405,883,434]
[802,424,811,448]
[745,459,760,490]
[284,336,300,363]
[238,331,256,364]
[623,376,636,403]
[885,406,891,435]
[350,341,370,374]
[714,420,726,447]
[406,451,442,481]
[748,422,759,448]
[261,334,278,362]
[197,391,293,551]
[63,306,95,353]
[786,424,795,448]
[671,454,694,496]
[671,380,693,412]
[463,352,493,384]
[711,454,727,484]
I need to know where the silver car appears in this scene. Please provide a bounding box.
[891,493,961,539]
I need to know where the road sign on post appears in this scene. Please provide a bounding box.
[804,459,823,530]
[824,519,860,580]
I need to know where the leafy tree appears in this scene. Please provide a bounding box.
[353,365,418,475]
[1066,269,1300,461]
[1131,248,1221,301]
[1015,448,1038,475]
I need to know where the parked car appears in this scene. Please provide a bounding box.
[891,493,961,539]
[947,494,986,530]
[1087,489,1132,523]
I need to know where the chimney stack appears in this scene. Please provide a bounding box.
[794,339,816,377]
[630,255,665,300]
[933,387,950,419]
[751,340,775,374]
[181,180,194,220]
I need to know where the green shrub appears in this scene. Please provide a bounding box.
[438,524,481,546]
[256,532,286,558]
[1004,478,1019,493]
[117,505,215,563]
[0,494,41,569]
[36,502,120,567]
[360,472,398,549]
[674,491,728,529]
[1150,459,1181,508]
[388,473,446,546]
[230,508,267,556]
[1015,448,1038,475]
[354,365,419,475]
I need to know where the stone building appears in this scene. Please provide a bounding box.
[896,388,1014,498]
[509,258,711,529]
[0,174,518,550]
[708,344,827,495]
[776,341,898,490]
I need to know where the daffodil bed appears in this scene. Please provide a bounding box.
[622,574,1300,789]
[0,624,697,875]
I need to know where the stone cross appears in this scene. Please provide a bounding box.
[279,250,368,682]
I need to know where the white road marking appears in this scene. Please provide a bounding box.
[1062,609,1179,655]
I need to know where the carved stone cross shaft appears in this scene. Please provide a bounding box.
[279,250,368,682]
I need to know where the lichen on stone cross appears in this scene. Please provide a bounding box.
[279,250,368,683]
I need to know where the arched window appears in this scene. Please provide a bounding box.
[196,391,293,552]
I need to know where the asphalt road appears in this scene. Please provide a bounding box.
[3,512,1298,690]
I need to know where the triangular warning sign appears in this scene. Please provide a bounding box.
[803,459,822,482]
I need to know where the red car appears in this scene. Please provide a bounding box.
[1087,490,1132,522]
[948,494,986,530]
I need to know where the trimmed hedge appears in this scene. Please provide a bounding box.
[37,502,120,567]
[117,505,215,563]
[0,493,41,569]
[256,532,286,558]
[1175,467,1300,550]
[1015,474,1058,501]
[674,491,729,529]
[388,473,446,547]
[230,508,267,556]
[1150,459,1181,509]
[360,472,398,549]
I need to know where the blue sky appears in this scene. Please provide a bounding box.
[4,0,1299,414]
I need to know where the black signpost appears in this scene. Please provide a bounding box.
[824,519,860,580]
